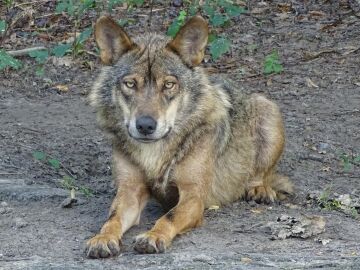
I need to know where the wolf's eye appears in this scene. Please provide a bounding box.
[124,80,136,88]
[164,81,175,89]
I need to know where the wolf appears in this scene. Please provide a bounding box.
[86,15,293,258]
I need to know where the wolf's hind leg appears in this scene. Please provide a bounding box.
[247,95,293,203]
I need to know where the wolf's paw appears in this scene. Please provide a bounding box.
[85,233,121,258]
[247,185,277,204]
[134,232,167,254]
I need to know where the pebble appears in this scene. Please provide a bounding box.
[61,197,78,208]
[0,202,8,207]
[172,0,183,7]
[193,254,215,265]
[13,218,28,228]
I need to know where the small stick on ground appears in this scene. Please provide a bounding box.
[6,46,47,57]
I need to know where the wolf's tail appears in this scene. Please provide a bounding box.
[269,173,293,200]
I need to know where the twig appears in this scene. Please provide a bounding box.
[77,49,98,58]
[6,46,47,57]
[0,258,32,262]
[14,0,50,8]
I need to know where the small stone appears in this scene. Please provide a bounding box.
[0,202,8,207]
[172,0,183,7]
[13,218,28,228]
[318,142,329,150]
[241,257,252,264]
[315,238,332,245]
[193,254,215,265]
[337,194,351,206]
[61,197,78,208]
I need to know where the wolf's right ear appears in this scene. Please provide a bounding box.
[95,16,136,65]
[167,16,208,67]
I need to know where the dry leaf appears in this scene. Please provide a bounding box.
[251,7,269,15]
[277,3,292,13]
[250,208,264,214]
[265,215,326,240]
[54,84,69,92]
[51,56,72,67]
[241,257,252,264]
[309,11,327,17]
[284,203,300,209]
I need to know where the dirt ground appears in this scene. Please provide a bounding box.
[1,1,360,269]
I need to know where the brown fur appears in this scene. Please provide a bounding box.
[85,15,293,258]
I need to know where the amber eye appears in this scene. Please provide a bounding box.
[124,80,136,89]
[164,81,175,89]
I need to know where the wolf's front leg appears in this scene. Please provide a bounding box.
[86,151,149,258]
[134,183,204,253]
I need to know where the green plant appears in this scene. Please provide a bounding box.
[167,10,187,37]
[340,153,360,171]
[61,175,94,197]
[209,36,231,60]
[33,150,61,170]
[73,27,93,55]
[4,0,14,8]
[0,50,22,70]
[28,49,49,76]
[263,50,283,75]
[0,20,6,34]
[317,187,358,218]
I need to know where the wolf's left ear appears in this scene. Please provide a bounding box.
[95,16,137,65]
[167,16,208,67]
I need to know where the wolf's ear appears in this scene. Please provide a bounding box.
[167,16,208,67]
[95,16,136,65]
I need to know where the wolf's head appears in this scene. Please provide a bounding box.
[90,16,211,143]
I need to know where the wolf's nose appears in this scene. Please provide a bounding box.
[136,116,157,135]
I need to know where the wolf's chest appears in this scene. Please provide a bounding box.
[150,178,179,210]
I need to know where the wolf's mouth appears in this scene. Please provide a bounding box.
[128,128,172,143]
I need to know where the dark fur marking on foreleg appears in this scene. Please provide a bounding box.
[165,209,175,221]
[108,209,117,221]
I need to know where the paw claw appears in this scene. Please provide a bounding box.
[85,234,121,258]
[134,232,167,254]
[247,185,277,203]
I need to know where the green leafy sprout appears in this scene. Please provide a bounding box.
[264,50,283,75]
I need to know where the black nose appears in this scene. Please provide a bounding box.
[136,116,157,135]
